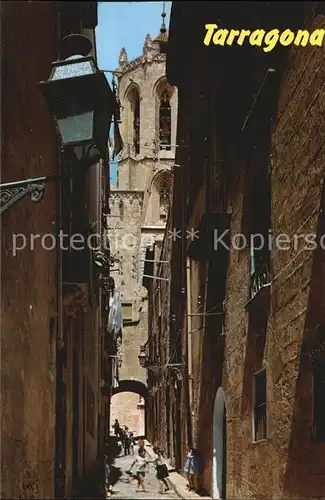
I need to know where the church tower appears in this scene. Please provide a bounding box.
[107,8,178,435]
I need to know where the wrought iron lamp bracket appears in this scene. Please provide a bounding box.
[167,363,182,378]
[0,176,58,215]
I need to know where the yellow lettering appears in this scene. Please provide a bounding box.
[226,30,240,45]
[279,29,295,46]
[294,30,309,46]
[212,29,229,46]
[309,29,325,46]
[263,29,279,52]
[204,24,218,46]
[237,30,251,46]
[249,29,265,46]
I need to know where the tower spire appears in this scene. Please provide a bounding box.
[160,1,166,35]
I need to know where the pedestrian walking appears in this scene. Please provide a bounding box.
[129,433,135,455]
[128,447,149,493]
[184,447,199,492]
[104,452,121,498]
[124,430,131,456]
[153,446,170,494]
[118,427,126,453]
[113,419,120,437]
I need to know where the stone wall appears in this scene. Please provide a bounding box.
[162,5,325,498]
[224,14,325,499]
[1,2,59,497]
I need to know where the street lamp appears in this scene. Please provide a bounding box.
[138,345,148,368]
[1,34,117,215]
[100,276,115,297]
[94,250,110,269]
[38,34,116,160]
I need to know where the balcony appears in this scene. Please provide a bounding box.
[104,333,118,356]
[249,262,271,302]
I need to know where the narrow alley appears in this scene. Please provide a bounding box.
[1,1,325,499]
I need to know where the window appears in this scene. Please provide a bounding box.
[159,186,170,220]
[122,302,133,323]
[152,170,173,224]
[248,169,271,300]
[253,369,267,441]
[312,354,325,441]
[159,89,171,150]
[133,93,140,154]
[126,87,140,155]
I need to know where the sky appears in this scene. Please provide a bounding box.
[96,1,172,183]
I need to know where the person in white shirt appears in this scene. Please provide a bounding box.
[128,447,149,492]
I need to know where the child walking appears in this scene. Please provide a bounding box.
[153,446,170,494]
[128,447,149,493]
[184,447,199,492]
[104,453,121,498]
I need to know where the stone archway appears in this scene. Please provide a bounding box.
[112,379,148,400]
[212,387,227,499]
[111,380,148,437]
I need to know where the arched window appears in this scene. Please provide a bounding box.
[133,92,140,154]
[126,86,140,155]
[159,184,170,220]
[151,169,173,224]
[154,79,174,153]
[159,89,171,151]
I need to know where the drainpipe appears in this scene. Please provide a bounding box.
[98,159,102,441]
[186,257,193,446]
[202,261,209,334]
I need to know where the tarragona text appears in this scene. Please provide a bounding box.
[204,25,325,52]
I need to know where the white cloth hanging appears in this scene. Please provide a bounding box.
[107,290,123,338]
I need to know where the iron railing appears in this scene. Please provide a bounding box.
[250,262,271,300]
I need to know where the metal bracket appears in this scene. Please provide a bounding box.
[0,175,59,215]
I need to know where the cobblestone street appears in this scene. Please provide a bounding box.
[110,450,179,500]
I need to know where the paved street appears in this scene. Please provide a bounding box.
[109,449,179,500]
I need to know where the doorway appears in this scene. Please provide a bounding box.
[212,387,227,499]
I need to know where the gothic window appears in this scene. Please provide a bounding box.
[159,185,170,221]
[152,169,173,224]
[133,92,140,154]
[159,89,171,151]
[126,86,140,155]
